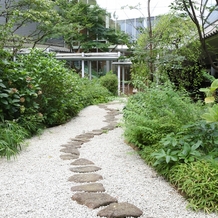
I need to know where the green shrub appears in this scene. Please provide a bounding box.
[123,84,203,149]
[168,160,218,213]
[79,78,112,105]
[152,120,218,169]
[14,50,81,126]
[99,71,118,96]
[0,49,112,158]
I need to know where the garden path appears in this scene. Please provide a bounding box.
[0,99,218,218]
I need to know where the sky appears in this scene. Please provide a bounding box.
[96,0,175,20]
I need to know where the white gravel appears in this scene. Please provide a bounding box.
[0,99,218,218]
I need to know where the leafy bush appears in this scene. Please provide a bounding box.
[0,48,112,158]
[99,71,118,96]
[125,85,218,212]
[152,120,218,167]
[123,84,203,149]
[13,50,82,126]
[168,160,218,213]
[79,78,112,105]
[12,49,111,127]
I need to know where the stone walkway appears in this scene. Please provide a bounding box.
[59,103,143,218]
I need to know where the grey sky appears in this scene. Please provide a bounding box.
[96,0,174,19]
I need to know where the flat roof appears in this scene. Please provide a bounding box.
[55,52,120,61]
[112,62,132,65]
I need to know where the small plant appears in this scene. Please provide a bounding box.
[152,132,202,166]
[200,79,218,103]
[0,120,28,159]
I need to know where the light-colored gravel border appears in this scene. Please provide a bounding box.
[0,100,217,218]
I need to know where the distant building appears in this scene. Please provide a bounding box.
[116,17,156,42]
[204,1,218,76]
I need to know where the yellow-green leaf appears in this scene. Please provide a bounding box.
[205,96,215,103]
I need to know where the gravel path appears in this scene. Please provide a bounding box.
[0,99,218,218]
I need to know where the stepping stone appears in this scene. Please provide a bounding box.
[60,154,79,160]
[69,166,101,173]
[68,173,103,183]
[110,111,121,115]
[71,138,90,143]
[71,158,94,166]
[98,105,107,109]
[97,202,143,218]
[83,133,95,138]
[60,147,80,155]
[60,142,82,148]
[71,193,117,209]
[91,130,103,135]
[71,183,105,192]
[75,134,91,139]
[104,115,115,119]
[101,125,115,131]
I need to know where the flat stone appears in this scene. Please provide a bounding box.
[71,138,90,143]
[97,202,143,217]
[75,134,92,139]
[110,111,121,115]
[101,125,115,131]
[70,166,101,173]
[104,115,115,119]
[60,154,79,160]
[71,158,94,166]
[60,142,82,148]
[98,105,107,109]
[83,133,95,138]
[71,183,105,192]
[91,130,103,135]
[71,193,117,209]
[68,173,103,183]
[60,147,80,155]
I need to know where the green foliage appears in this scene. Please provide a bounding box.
[200,79,218,104]
[78,78,112,105]
[0,79,21,120]
[201,104,218,122]
[152,120,218,166]
[136,116,218,212]
[168,160,218,213]
[133,13,207,97]
[0,0,59,51]
[54,0,129,52]
[0,121,28,159]
[123,84,203,149]
[0,48,112,158]
[99,71,118,96]
[13,49,81,126]
[152,133,202,166]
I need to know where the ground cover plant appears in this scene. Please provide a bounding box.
[123,83,218,213]
[0,49,113,159]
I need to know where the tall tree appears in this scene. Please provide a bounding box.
[54,0,129,52]
[132,13,206,93]
[170,0,218,70]
[0,0,60,53]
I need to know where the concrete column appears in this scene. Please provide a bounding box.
[82,52,84,78]
[106,61,110,72]
[117,65,121,96]
[122,67,125,94]
[88,61,92,80]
